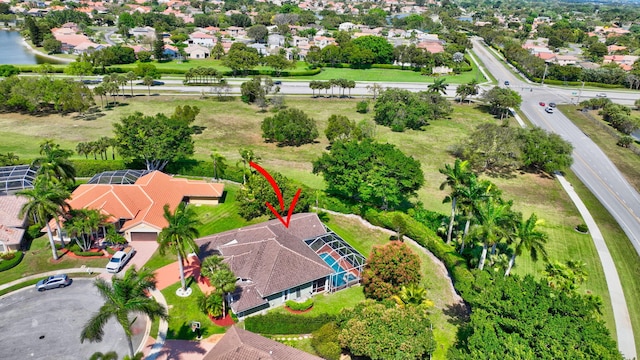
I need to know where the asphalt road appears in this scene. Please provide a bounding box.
[0,278,147,360]
[471,37,638,359]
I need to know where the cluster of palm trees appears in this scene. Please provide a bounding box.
[439,159,549,275]
[76,137,118,160]
[18,141,76,260]
[309,79,357,98]
[198,255,237,319]
[455,79,481,104]
[92,72,138,107]
[183,66,224,85]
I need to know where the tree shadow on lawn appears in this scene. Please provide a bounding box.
[443,301,470,327]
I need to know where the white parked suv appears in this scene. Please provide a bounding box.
[106,246,136,273]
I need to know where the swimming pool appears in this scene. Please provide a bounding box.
[319,252,357,288]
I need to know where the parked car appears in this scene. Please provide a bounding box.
[596,93,607,98]
[106,246,136,273]
[539,102,546,107]
[36,274,72,291]
[136,80,164,86]
[545,107,554,114]
[549,102,557,108]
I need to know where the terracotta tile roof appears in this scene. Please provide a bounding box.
[203,325,323,360]
[67,171,224,232]
[0,195,27,248]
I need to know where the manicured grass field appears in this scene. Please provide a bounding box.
[0,238,108,285]
[2,95,637,348]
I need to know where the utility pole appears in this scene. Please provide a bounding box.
[577,80,585,104]
[541,62,549,85]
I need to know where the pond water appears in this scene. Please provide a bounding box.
[0,30,61,64]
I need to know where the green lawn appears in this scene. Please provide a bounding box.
[161,280,227,340]
[0,238,109,285]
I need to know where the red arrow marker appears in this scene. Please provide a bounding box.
[249,161,302,228]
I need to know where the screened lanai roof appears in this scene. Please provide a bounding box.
[0,165,37,196]
[305,230,366,291]
[87,170,152,185]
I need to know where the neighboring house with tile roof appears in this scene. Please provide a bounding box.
[0,195,28,252]
[196,213,365,319]
[54,171,224,243]
[203,325,322,360]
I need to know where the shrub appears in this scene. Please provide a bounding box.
[356,100,369,114]
[244,313,336,334]
[105,247,116,255]
[576,223,589,233]
[311,322,341,360]
[1,252,16,260]
[71,159,129,177]
[27,224,43,240]
[0,251,24,272]
[285,298,314,311]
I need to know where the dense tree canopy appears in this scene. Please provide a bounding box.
[339,300,435,360]
[313,139,424,209]
[113,110,196,170]
[518,127,574,173]
[374,88,452,131]
[362,241,422,300]
[261,108,319,146]
[236,171,310,220]
[350,35,395,64]
[0,76,93,114]
[450,272,622,360]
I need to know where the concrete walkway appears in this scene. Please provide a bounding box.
[556,174,636,359]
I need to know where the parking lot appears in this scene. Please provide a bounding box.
[0,278,147,360]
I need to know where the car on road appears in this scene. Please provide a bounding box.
[273,80,282,85]
[539,102,546,107]
[596,93,607,97]
[545,107,554,114]
[504,81,510,86]
[81,79,102,85]
[549,102,557,108]
[136,80,164,86]
[36,274,72,291]
[106,246,136,273]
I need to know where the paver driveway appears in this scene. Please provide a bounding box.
[0,278,147,360]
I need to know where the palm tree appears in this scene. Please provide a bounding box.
[81,266,168,359]
[456,177,497,253]
[439,159,472,244]
[237,148,260,184]
[32,140,76,186]
[17,178,70,260]
[200,255,226,280]
[428,77,448,94]
[197,291,224,318]
[472,197,513,270]
[209,267,237,318]
[143,76,154,96]
[93,85,106,108]
[504,213,549,276]
[391,284,434,308]
[89,352,118,360]
[126,71,137,97]
[157,202,201,294]
[210,150,227,180]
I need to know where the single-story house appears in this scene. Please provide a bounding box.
[196,213,365,319]
[53,171,224,243]
[202,325,322,360]
[0,195,28,253]
[184,44,210,59]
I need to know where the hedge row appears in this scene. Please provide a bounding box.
[362,208,474,293]
[285,298,314,311]
[0,251,24,272]
[71,159,129,177]
[244,313,336,334]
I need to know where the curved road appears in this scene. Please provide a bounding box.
[471,37,637,359]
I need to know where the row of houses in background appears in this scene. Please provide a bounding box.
[523,37,639,72]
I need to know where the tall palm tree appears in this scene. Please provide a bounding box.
[472,197,513,270]
[81,266,168,359]
[210,150,227,181]
[209,267,236,318]
[200,255,226,280]
[428,77,448,94]
[439,159,472,244]
[17,178,70,260]
[237,148,260,184]
[456,177,497,253]
[504,213,549,276]
[32,140,76,186]
[126,71,137,97]
[157,202,201,293]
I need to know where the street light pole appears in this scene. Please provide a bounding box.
[577,80,585,104]
[541,62,548,85]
